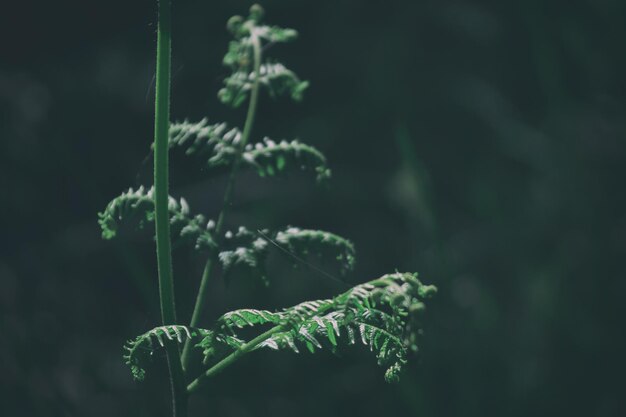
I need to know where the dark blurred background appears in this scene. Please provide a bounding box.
[2,0,626,416]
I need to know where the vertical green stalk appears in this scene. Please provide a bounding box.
[154,0,175,329]
[153,0,187,415]
[181,32,263,371]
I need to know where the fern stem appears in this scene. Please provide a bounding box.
[181,258,214,369]
[153,0,187,415]
[187,325,285,394]
[182,31,263,371]
[186,297,341,393]
[214,32,262,233]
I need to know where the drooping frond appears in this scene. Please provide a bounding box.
[169,119,331,182]
[202,272,436,383]
[168,119,241,169]
[219,63,309,107]
[218,226,270,286]
[218,5,309,108]
[98,186,216,251]
[123,326,212,381]
[216,226,355,285]
[243,138,331,182]
[274,227,355,275]
[256,62,309,101]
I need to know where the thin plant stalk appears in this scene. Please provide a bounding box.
[153,0,187,415]
[187,325,285,394]
[181,31,263,370]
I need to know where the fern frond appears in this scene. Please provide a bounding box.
[257,62,309,101]
[219,5,309,107]
[195,332,247,365]
[216,226,355,285]
[243,138,331,182]
[123,325,212,381]
[168,119,241,170]
[220,309,284,329]
[274,227,355,275]
[220,63,309,107]
[218,226,270,286]
[202,272,436,383]
[169,119,330,182]
[98,186,217,251]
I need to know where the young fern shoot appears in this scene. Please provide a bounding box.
[99,4,436,416]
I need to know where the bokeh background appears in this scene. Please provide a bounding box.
[2,0,625,416]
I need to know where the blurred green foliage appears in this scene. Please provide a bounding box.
[1,1,625,416]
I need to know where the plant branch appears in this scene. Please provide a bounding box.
[181,31,263,371]
[214,31,262,233]
[153,0,187,415]
[187,325,285,394]
[180,257,214,370]
[186,294,341,394]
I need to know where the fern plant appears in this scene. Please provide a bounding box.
[99,3,436,416]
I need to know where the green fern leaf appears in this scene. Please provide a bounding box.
[201,272,436,383]
[169,119,331,182]
[274,227,355,275]
[220,63,309,107]
[123,325,212,381]
[168,119,241,170]
[196,333,247,365]
[244,138,331,182]
[219,308,283,329]
[218,6,308,107]
[98,186,217,251]
[216,226,355,285]
[218,226,270,286]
